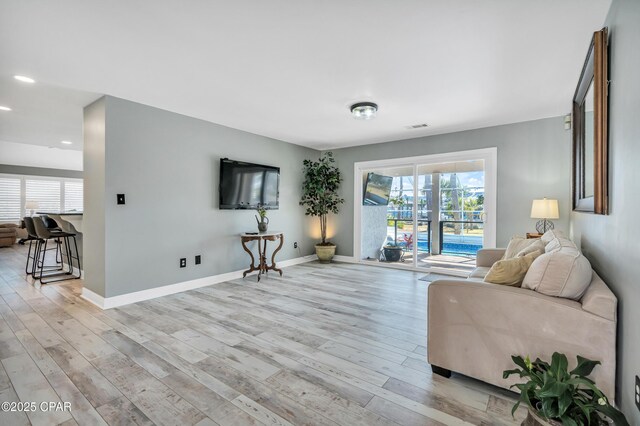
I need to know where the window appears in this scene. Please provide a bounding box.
[0,177,21,221]
[64,181,83,212]
[0,174,83,223]
[26,179,61,213]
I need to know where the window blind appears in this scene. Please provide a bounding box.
[0,177,21,221]
[64,181,83,212]
[26,179,61,213]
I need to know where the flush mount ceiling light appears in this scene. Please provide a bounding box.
[350,102,378,120]
[14,75,35,83]
[0,106,12,111]
[60,140,73,145]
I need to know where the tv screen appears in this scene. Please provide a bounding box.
[219,159,280,209]
[363,172,393,206]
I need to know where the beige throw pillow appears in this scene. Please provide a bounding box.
[485,251,542,286]
[503,236,540,259]
[515,239,545,257]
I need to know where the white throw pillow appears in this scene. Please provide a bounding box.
[541,229,567,244]
[545,236,577,253]
[522,248,593,300]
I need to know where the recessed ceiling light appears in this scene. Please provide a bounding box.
[350,102,378,120]
[14,75,35,83]
[61,140,73,145]
[0,106,12,111]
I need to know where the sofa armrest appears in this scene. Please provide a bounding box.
[427,279,616,399]
[475,248,505,267]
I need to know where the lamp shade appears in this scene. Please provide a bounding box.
[531,198,559,219]
[25,200,39,210]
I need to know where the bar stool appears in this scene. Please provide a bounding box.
[23,217,41,275]
[31,216,81,284]
[23,217,62,276]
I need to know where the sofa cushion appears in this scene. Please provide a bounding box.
[503,236,540,259]
[468,267,491,280]
[522,248,592,300]
[485,251,542,286]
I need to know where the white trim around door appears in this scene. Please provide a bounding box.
[353,147,497,270]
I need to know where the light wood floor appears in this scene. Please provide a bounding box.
[0,243,525,426]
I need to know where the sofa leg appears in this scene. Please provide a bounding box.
[431,365,452,378]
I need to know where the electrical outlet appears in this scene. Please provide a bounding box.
[635,375,639,412]
[195,255,201,265]
[293,242,298,249]
[117,194,126,205]
[179,258,186,268]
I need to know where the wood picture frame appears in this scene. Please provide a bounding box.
[572,28,609,214]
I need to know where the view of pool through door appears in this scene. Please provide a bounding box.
[354,148,497,274]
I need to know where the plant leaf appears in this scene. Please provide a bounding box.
[559,415,578,426]
[550,352,569,380]
[594,404,630,426]
[570,355,601,377]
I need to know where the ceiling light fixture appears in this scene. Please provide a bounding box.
[14,75,35,83]
[61,140,73,145]
[0,106,12,111]
[350,102,378,120]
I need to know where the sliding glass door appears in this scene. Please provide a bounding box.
[355,149,495,273]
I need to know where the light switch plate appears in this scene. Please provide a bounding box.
[117,194,125,205]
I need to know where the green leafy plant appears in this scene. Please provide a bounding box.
[299,152,344,245]
[503,353,628,426]
[256,205,267,219]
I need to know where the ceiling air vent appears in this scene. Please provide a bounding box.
[406,123,429,129]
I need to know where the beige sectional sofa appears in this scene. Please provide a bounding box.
[0,224,18,247]
[427,231,617,399]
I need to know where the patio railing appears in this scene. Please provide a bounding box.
[389,218,483,256]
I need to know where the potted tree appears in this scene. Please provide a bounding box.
[300,152,344,263]
[503,353,628,426]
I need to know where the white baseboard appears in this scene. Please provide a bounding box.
[80,287,106,309]
[278,254,317,267]
[80,254,317,310]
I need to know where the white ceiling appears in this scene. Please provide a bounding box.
[0,76,98,151]
[0,1,610,150]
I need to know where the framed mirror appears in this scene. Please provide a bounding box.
[572,28,608,214]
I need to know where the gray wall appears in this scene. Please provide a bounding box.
[570,0,640,420]
[86,96,318,298]
[329,116,571,256]
[0,164,83,179]
[83,98,106,297]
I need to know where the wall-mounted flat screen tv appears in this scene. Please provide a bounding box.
[363,172,393,206]
[219,158,280,209]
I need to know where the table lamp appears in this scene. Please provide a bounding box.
[25,200,39,217]
[531,198,559,233]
